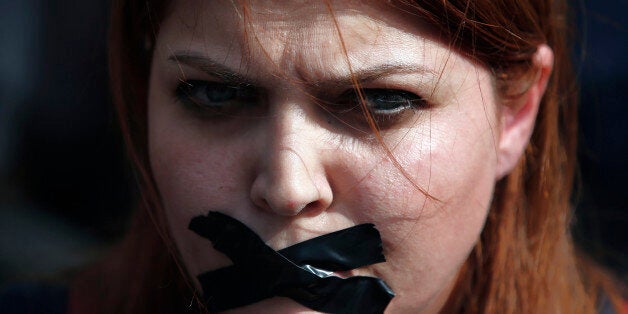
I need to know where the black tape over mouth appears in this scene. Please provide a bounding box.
[188,211,395,313]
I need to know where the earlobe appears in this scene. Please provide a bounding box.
[495,44,554,180]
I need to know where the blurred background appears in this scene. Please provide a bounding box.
[0,0,626,286]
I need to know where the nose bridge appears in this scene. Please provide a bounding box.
[250,98,333,216]
[272,100,314,150]
[268,103,318,187]
[264,87,327,161]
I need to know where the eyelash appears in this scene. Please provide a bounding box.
[175,80,259,114]
[337,88,427,114]
[175,80,427,124]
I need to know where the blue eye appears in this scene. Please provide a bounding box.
[329,88,427,130]
[176,80,258,110]
[360,89,425,114]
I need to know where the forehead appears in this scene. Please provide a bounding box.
[155,0,493,100]
[165,0,428,33]
[160,0,444,68]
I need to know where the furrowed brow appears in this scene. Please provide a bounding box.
[169,52,436,89]
[168,53,252,85]
[311,63,436,89]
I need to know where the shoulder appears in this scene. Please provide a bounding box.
[0,282,68,314]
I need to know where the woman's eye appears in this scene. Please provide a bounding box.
[334,88,427,125]
[359,89,426,114]
[176,80,259,112]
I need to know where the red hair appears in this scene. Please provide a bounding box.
[70,1,624,313]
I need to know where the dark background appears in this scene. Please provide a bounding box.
[0,0,626,284]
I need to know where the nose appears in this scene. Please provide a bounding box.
[250,103,333,217]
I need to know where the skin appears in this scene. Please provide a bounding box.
[147,0,551,313]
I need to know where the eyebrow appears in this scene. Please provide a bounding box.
[169,54,252,85]
[168,52,435,88]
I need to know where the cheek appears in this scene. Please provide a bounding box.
[352,130,495,252]
[150,142,239,276]
[147,86,252,213]
[345,114,497,310]
[150,137,240,212]
[147,96,253,276]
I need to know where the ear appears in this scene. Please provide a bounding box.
[495,45,554,180]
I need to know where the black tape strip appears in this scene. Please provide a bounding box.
[202,222,385,288]
[193,221,387,312]
[279,223,385,270]
[189,211,394,313]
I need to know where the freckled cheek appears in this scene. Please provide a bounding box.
[350,141,493,310]
[149,135,247,277]
[338,163,433,243]
[149,132,246,215]
[147,95,244,211]
[349,127,495,242]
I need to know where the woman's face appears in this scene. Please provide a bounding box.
[147,0,506,313]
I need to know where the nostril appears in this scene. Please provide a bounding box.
[299,200,325,217]
[253,193,325,217]
[254,197,272,212]
[270,199,310,217]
